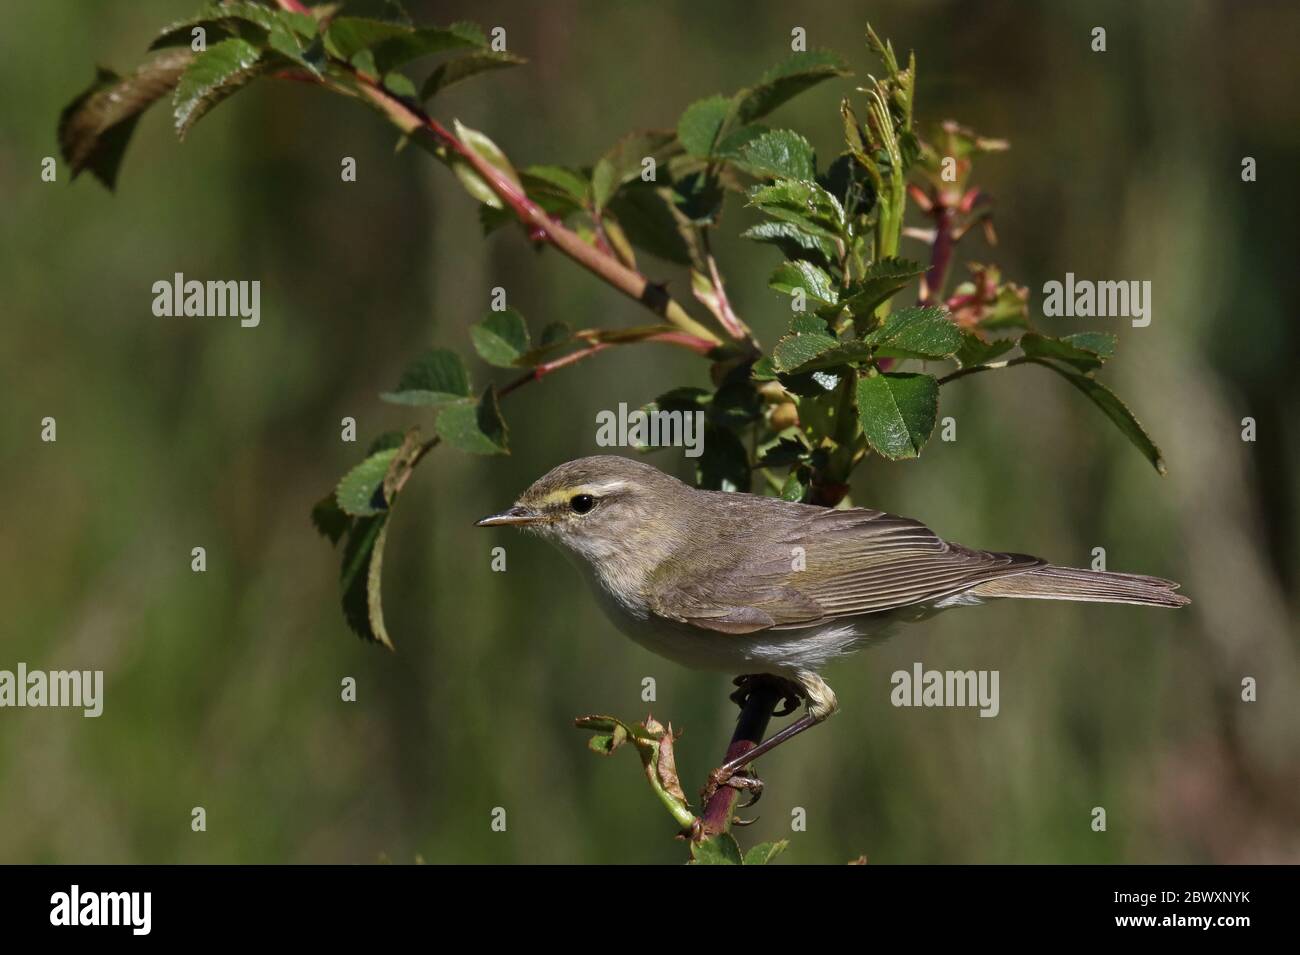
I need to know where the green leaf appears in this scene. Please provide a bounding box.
[1027,360,1166,475]
[311,492,353,545]
[381,347,472,406]
[864,305,961,360]
[669,170,723,225]
[607,184,692,265]
[856,372,939,459]
[741,220,837,267]
[326,20,483,73]
[731,129,815,181]
[436,386,508,454]
[334,429,425,649]
[448,119,520,209]
[779,470,808,502]
[769,260,838,308]
[779,339,875,374]
[748,178,846,240]
[172,38,268,140]
[839,258,926,319]
[696,424,751,492]
[336,448,399,517]
[153,2,306,44]
[733,50,851,124]
[153,2,322,75]
[58,51,193,190]
[470,308,531,367]
[339,514,393,648]
[691,832,744,865]
[591,129,678,210]
[954,333,1016,369]
[771,313,838,374]
[521,164,588,206]
[1019,332,1117,373]
[677,94,732,158]
[742,840,789,865]
[514,322,574,366]
[421,50,525,99]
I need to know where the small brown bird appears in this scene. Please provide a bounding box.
[477,455,1188,792]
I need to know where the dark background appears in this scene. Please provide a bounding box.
[0,0,1296,862]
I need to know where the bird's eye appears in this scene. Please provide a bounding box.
[569,494,596,515]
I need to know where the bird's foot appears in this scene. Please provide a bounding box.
[729,674,803,716]
[700,764,763,809]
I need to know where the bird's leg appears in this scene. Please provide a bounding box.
[702,672,838,805]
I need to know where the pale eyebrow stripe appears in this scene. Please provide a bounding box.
[536,480,628,507]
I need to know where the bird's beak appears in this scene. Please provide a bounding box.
[475,504,541,527]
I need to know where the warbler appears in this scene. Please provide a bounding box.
[477,455,1188,789]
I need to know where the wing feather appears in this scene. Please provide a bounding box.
[647,499,1044,634]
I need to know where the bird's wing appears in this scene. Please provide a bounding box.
[648,504,1044,634]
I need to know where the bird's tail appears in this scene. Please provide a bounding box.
[969,564,1189,608]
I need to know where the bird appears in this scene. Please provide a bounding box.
[476,455,1188,798]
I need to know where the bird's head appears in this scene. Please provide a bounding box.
[475,455,693,564]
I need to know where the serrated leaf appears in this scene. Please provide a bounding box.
[954,332,1016,369]
[339,514,393,648]
[172,38,268,140]
[857,372,939,459]
[311,492,354,545]
[607,184,692,265]
[421,50,525,100]
[1020,332,1116,373]
[1027,360,1166,474]
[769,259,839,309]
[864,305,961,360]
[470,308,531,367]
[513,322,574,366]
[381,347,472,406]
[691,832,744,865]
[592,129,678,210]
[731,129,815,180]
[748,178,846,240]
[741,220,837,267]
[153,2,321,76]
[742,840,789,865]
[781,339,875,374]
[58,51,193,190]
[713,122,767,160]
[733,50,850,124]
[325,18,483,72]
[336,448,399,517]
[335,428,425,650]
[677,94,732,159]
[772,315,838,373]
[448,119,520,209]
[436,387,508,454]
[152,4,271,50]
[839,258,926,319]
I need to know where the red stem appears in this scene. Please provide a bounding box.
[922,204,955,306]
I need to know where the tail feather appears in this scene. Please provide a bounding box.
[969,565,1189,608]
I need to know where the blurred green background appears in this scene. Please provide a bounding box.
[1,0,1297,863]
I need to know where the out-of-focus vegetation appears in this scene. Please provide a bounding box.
[1,0,1297,863]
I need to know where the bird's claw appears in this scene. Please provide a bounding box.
[700,765,763,807]
[730,674,804,717]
